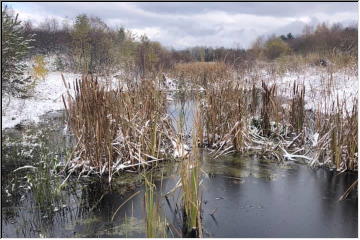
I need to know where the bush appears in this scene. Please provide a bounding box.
[264,38,291,60]
[32,55,48,80]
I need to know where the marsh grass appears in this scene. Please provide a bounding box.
[184,60,357,171]
[11,145,65,217]
[62,49,357,183]
[290,83,305,133]
[178,105,204,237]
[171,61,231,89]
[260,81,278,137]
[144,174,167,238]
[202,84,248,153]
[63,74,178,182]
[180,143,202,237]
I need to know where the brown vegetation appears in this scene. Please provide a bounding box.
[62,74,177,181]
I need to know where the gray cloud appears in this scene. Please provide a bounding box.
[134,2,357,17]
[4,2,358,49]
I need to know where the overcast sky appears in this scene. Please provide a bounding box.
[3,2,358,49]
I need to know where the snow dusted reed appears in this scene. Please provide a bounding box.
[172,61,357,171]
[62,74,180,182]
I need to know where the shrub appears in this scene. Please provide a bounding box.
[32,55,48,80]
[264,38,291,60]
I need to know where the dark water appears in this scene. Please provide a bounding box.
[1,109,358,238]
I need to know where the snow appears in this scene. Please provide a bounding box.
[239,66,358,113]
[2,72,80,129]
[274,68,358,113]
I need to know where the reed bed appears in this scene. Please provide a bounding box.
[308,97,358,170]
[171,62,231,90]
[63,74,178,182]
[200,84,249,157]
[195,73,357,171]
[62,55,357,184]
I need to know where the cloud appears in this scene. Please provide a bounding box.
[3,2,358,49]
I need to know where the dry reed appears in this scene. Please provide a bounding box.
[63,74,178,182]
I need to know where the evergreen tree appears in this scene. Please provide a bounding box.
[2,5,34,96]
[71,14,91,73]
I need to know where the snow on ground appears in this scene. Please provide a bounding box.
[240,66,358,113]
[275,68,358,113]
[2,72,80,130]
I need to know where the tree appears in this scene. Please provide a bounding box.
[2,5,34,96]
[71,14,91,72]
[250,36,265,59]
[287,33,294,40]
[116,27,126,44]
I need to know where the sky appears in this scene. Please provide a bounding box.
[3,2,358,49]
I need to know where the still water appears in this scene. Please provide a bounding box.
[1,108,357,238]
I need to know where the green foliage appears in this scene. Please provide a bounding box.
[1,5,34,96]
[264,38,291,60]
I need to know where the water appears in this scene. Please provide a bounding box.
[1,108,357,238]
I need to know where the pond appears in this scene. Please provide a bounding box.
[1,104,357,238]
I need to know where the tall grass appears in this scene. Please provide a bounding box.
[180,131,202,237]
[290,83,305,133]
[202,84,248,153]
[323,98,357,170]
[175,101,206,237]
[260,81,277,137]
[63,74,177,181]
[181,59,357,171]
[144,174,166,238]
[171,61,231,89]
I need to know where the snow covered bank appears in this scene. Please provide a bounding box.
[2,72,80,129]
[238,66,358,113]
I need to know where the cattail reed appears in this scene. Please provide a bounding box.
[63,74,177,181]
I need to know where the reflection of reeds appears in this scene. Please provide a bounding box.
[339,179,358,201]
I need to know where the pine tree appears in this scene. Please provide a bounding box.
[2,5,34,96]
[71,14,91,73]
